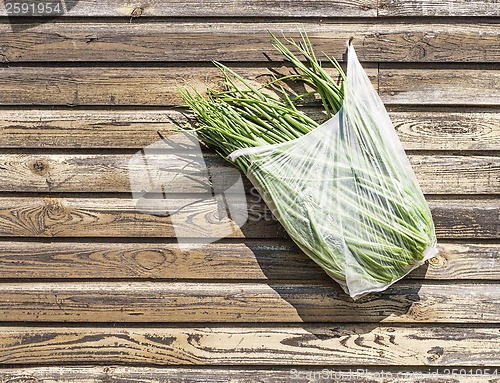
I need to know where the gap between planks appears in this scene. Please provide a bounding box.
[0,0,498,17]
[0,366,499,383]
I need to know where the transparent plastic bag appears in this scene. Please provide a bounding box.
[229,44,438,299]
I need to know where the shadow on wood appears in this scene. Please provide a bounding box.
[242,232,429,323]
[236,185,429,323]
[134,127,428,323]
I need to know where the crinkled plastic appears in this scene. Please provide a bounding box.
[229,44,438,299]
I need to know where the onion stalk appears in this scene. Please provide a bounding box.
[179,32,437,297]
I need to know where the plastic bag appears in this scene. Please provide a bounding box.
[229,44,438,299]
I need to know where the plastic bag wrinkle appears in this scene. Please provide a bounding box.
[229,45,437,299]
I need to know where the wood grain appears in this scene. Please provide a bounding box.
[0,22,498,62]
[410,155,500,194]
[430,199,499,239]
[0,65,376,106]
[0,0,377,17]
[0,241,497,281]
[0,153,497,194]
[0,326,498,365]
[1,66,497,106]
[0,196,280,238]
[1,0,497,17]
[2,366,499,383]
[379,67,500,105]
[390,110,500,150]
[1,109,498,150]
[419,243,500,280]
[0,197,496,239]
[0,109,181,149]
[0,281,498,323]
[0,0,498,375]
[379,0,500,16]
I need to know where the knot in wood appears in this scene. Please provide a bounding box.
[30,160,49,176]
[409,44,426,60]
[429,255,444,268]
[86,35,98,43]
[134,250,168,270]
[43,197,67,219]
[131,6,144,17]
[427,346,444,362]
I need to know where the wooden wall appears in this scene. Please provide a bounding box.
[0,0,499,381]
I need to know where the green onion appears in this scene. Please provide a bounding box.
[179,32,437,297]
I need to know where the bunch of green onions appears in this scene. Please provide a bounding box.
[179,33,344,169]
[179,33,436,296]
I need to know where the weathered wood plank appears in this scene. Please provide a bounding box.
[390,110,500,150]
[0,65,376,106]
[0,153,497,194]
[1,366,499,383]
[0,197,498,239]
[0,281,498,323]
[417,243,500,280]
[1,0,497,17]
[1,66,497,106]
[0,109,179,149]
[0,241,496,281]
[410,155,500,194]
[430,199,499,239]
[1,109,498,150]
[0,197,496,239]
[0,196,280,238]
[379,67,500,105]
[0,22,498,62]
[0,0,377,17]
[0,326,498,365]
[379,0,500,17]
